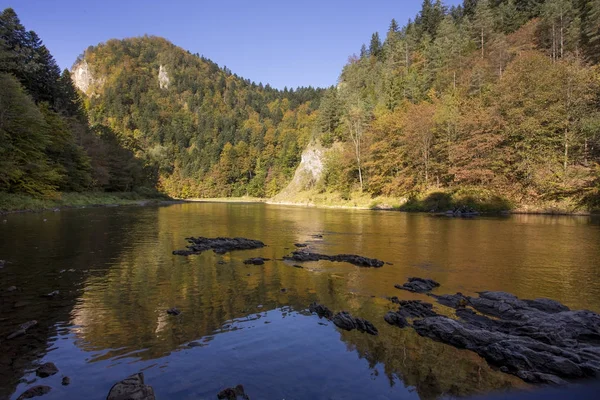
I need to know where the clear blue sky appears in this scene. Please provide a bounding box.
[4,0,462,89]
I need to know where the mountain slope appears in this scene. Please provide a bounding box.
[73,36,322,198]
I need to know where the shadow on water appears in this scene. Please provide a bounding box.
[1,203,599,399]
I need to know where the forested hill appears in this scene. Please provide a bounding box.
[314,0,600,211]
[73,37,322,198]
[2,1,600,211]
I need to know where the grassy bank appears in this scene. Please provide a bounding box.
[270,187,598,215]
[0,191,173,213]
[186,197,267,204]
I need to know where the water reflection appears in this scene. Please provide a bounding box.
[1,204,599,399]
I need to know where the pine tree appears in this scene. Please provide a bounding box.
[369,32,382,58]
[472,0,495,58]
[582,0,600,62]
[417,0,446,38]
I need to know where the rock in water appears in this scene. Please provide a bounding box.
[308,302,333,319]
[217,384,250,400]
[16,386,51,400]
[61,376,70,386]
[384,311,409,328]
[430,292,469,308]
[410,290,600,384]
[172,237,265,256]
[332,311,378,335]
[36,362,58,378]
[397,300,438,319]
[284,251,385,268]
[7,320,38,340]
[395,277,440,293]
[166,308,181,316]
[107,373,155,400]
[243,257,270,265]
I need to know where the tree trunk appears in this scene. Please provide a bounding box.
[480,28,484,58]
[560,8,564,59]
[552,22,556,62]
[564,130,569,172]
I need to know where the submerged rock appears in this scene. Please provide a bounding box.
[332,311,378,335]
[7,320,38,340]
[394,277,440,293]
[166,308,181,316]
[107,373,155,400]
[36,362,58,378]
[294,243,308,248]
[43,290,59,298]
[309,302,333,319]
[61,376,70,386]
[410,291,600,384]
[284,250,384,268]
[243,257,270,265]
[16,385,51,400]
[173,237,266,256]
[217,384,250,400]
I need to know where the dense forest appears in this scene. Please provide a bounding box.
[317,0,600,210]
[0,8,153,196]
[2,1,600,211]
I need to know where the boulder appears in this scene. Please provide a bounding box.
[36,362,58,378]
[309,302,333,319]
[394,277,440,293]
[17,386,51,400]
[384,311,409,328]
[217,384,250,400]
[332,311,378,335]
[107,373,155,400]
[7,320,38,340]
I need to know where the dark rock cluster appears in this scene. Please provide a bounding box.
[284,250,384,268]
[308,302,378,335]
[387,278,600,385]
[172,237,266,256]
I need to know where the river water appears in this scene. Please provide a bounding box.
[1,203,599,399]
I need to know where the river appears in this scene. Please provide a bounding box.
[1,203,599,399]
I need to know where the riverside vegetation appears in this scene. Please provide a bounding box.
[2,1,600,213]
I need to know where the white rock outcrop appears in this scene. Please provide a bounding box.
[158,65,170,89]
[72,60,93,93]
